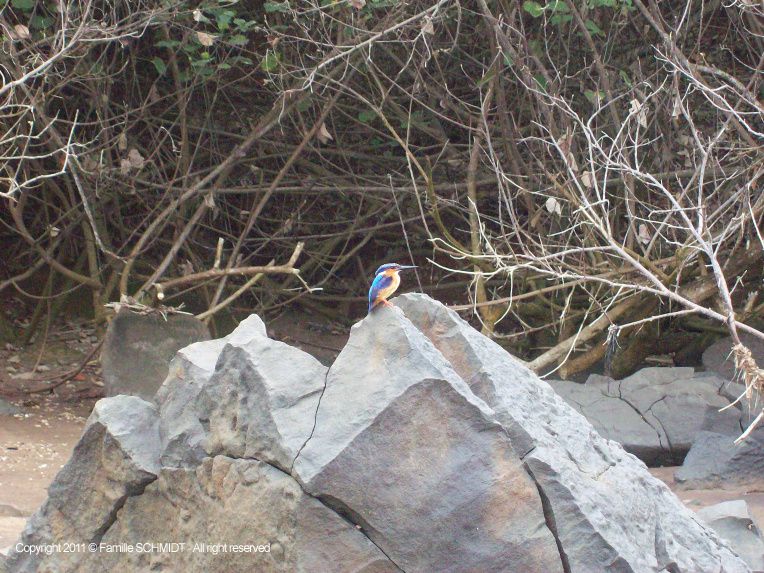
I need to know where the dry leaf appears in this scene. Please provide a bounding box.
[204,193,215,208]
[119,158,132,175]
[545,197,562,216]
[127,148,144,169]
[581,171,593,188]
[196,31,216,47]
[350,0,366,9]
[118,132,128,151]
[629,98,647,128]
[13,25,30,40]
[193,9,204,22]
[422,17,435,35]
[638,223,651,244]
[317,122,333,144]
[49,226,60,238]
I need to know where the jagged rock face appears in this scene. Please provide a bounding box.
[204,334,327,472]
[7,396,161,573]
[6,295,750,573]
[549,369,744,466]
[157,315,269,468]
[292,312,562,572]
[77,456,398,573]
[394,294,748,572]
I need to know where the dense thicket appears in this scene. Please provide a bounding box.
[0,0,762,384]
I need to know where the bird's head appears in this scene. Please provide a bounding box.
[374,263,417,277]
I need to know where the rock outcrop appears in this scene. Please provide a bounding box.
[7,294,750,572]
[675,429,764,491]
[550,368,744,465]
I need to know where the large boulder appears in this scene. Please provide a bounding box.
[6,396,160,572]
[675,429,764,491]
[7,294,750,573]
[393,294,746,572]
[696,500,764,572]
[292,310,562,572]
[101,309,210,400]
[550,368,743,465]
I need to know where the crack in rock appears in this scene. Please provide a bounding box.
[522,461,571,573]
[290,367,329,473]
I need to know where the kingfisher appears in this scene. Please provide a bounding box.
[368,263,417,314]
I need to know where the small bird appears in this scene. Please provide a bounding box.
[368,263,417,314]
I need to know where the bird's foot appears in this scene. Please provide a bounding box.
[382,300,394,308]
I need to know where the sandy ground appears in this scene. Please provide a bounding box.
[0,399,93,553]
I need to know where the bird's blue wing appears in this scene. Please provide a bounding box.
[368,273,393,313]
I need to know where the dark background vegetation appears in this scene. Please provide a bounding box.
[0,0,762,381]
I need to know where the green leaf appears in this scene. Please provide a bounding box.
[585,19,604,36]
[151,57,167,75]
[523,1,544,17]
[260,51,279,72]
[503,53,514,67]
[619,69,632,88]
[228,34,248,46]
[584,89,605,104]
[533,74,548,92]
[11,0,34,10]
[264,1,290,12]
[216,10,234,31]
[357,110,376,123]
[155,39,181,49]
[550,13,572,24]
[546,0,570,12]
[218,62,232,70]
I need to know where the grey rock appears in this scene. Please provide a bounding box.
[205,326,327,472]
[620,367,742,455]
[156,315,267,468]
[550,367,742,465]
[0,398,19,416]
[77,456,399,573]
[548,378,663,464]
[704,332,764,382]
[293,305,563,573]
[676,430,764,491]
[101,309,210,400]
[395,293,749,573]
[11,298,751,573]
[697,500,764,572]
[6,396,160,572]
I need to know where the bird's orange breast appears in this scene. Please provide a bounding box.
[376,270,400,300]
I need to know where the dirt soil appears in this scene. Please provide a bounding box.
[0,315,102,554]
